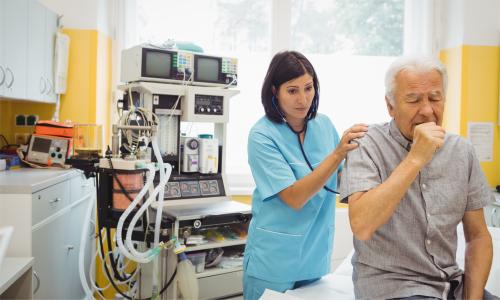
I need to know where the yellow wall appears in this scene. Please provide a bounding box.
[440,47,463,135]
[0,101,54,144]
[440,45,500,187]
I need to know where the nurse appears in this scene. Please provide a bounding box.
[243,50,368,299]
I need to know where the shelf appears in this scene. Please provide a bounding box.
[195,266,243,279]
[185,238,246,252]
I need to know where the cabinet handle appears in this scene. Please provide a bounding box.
[33,270,40,294]
[39,77,47,94]
[66,245,75,251]
[49,197,61,204]
[5,67,14,88]
[45,78,52,95]
[0,66,5,86]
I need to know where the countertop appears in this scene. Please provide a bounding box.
[0,257,33,295]
[0,168,79,194]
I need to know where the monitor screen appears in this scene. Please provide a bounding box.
[145,50,171,78]
[196,57,219,82]
[32,137,52,153]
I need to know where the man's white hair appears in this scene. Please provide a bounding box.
[385,56,448,105]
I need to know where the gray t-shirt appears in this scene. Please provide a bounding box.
[339,120,494,299]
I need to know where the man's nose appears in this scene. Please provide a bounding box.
[419,98,434,116]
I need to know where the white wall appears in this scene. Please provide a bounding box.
[37,0,112,36]
[462,0,500,46]
[439,0,500,49]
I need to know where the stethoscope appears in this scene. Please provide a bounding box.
[272,96,339,194]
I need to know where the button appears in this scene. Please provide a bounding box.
[422,183,427,190]
[427,213,431,218]
[57,154,62,159]
[207,107,211,113]
[51,153,56,158]
[426,239,431,245]
[56,147,61,152]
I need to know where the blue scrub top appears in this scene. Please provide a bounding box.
[245,113,340,283]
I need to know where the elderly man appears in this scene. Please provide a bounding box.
[339,56,497,300]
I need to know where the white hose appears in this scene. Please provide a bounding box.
[78,194,96,300]
[116,163,156,263]
[124,165,168,259]
[152,137,169,292]
[123,137,170,268]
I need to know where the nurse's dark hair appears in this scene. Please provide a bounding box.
[261,50,320,123]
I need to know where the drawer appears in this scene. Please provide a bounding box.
[198,270,243,300]
[70,174,95,203]
[32,181,70,224]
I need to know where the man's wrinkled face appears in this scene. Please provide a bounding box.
[387,69,445,140]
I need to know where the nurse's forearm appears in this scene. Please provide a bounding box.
[279,151,343,210]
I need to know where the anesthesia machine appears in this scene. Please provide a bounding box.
[76,44,251,300]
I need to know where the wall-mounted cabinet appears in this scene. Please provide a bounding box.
[0,0,4,97]
[1,0,57,103]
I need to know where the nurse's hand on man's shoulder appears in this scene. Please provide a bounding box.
[335,123,369,158]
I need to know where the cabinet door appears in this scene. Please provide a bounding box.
[27,0,46,102]
[2,0,28,100]
[32,213,71,299]
[44,8,57,102]
[64,196,94,299]
[0,0,4,96]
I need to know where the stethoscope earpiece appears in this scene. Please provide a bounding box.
[272,95,287,123]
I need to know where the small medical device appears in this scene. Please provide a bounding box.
[121,45,237,87]
[181,137,199,173]
[26,134,72,166]
[197,135,218,174]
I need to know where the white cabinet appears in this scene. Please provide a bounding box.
[484,193,500,227]
[27,0,46,102]
[44,9,57,102]
[31,209,71,298]
[485,202,500,228]
[31,174,95,299]
[1,0,28,100]
[1,0,57,103]
[0,0,5,96]
[0,169,95,300]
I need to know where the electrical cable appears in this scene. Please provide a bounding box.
[107,225,136,282]
[97,222,177,300]
[0,134,8,146]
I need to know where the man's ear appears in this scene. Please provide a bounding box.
[385,96,395,118]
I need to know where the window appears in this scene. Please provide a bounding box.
[130,0,426,194]
[289,0,404,135]
[135,0,271,193]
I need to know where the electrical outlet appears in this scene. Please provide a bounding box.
[14,133,30,145]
